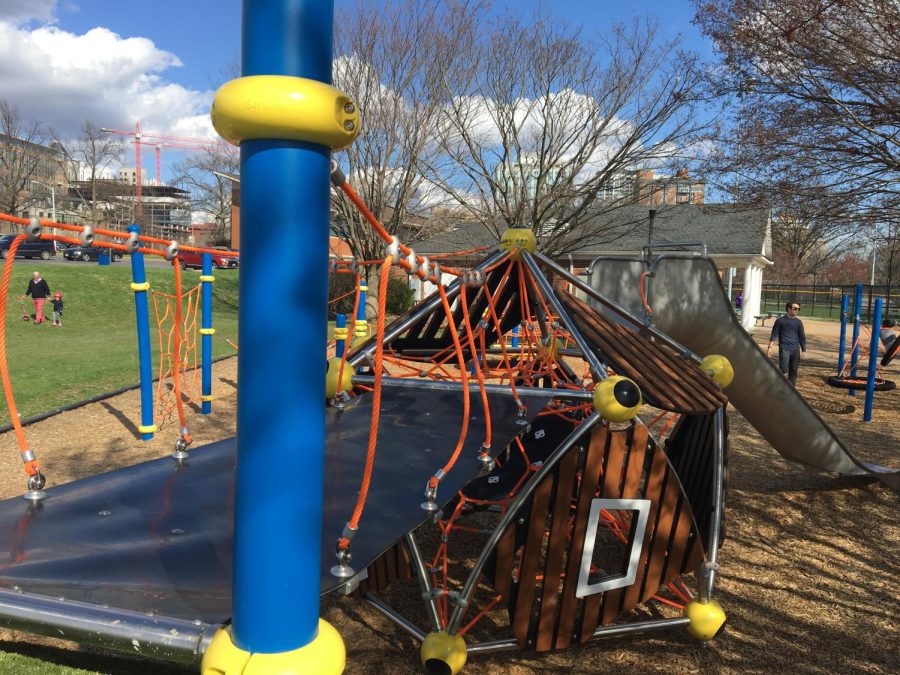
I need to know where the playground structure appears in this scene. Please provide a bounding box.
[0,2,895,674]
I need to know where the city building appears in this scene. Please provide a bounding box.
[634,168,705,206]
[493,153,569,204]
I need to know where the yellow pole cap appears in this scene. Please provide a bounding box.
[499,228,537,261]
[593,376,642,422]
[684,599,727,641]
[699,354,734,388]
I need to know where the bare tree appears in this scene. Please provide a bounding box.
[695,0,900,268]
[330,0,481,315]
[173,145,239,245]
[0,100,51,225]
[57,120,125,225]
[421,11,714,256]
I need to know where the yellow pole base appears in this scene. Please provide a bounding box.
[684,599,727,641]
[421,631,467,675]
[201,621,345,675]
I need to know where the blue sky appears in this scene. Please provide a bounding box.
[0,1,712,181]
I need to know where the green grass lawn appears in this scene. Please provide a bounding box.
[0,264,239,425]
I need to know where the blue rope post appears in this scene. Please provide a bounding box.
[512,324,520,348]
[334,313,347,358]
[203,0,357,670]
[850,283,863,396]
[128,225,155,441]
[837,294,848,376]
[200,253,214,415]
[864,297,883,422]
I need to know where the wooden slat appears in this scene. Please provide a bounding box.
[640,466,682,603]
[535,448,580,651]
[599,426,649,626]
[580,428,630,642]
[554,426,609,650]
[492,525,516,600]
[511,473,554,644]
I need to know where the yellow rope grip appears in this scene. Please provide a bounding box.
[201,395,215,402]
[138,424,158,434]
[333,327,350,341]
[199,275,216,283]
[199,328,216,335]
[211,75,360,149]
[130,282,151,292]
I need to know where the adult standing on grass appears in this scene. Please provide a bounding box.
[767,301,806,386]
[24,271,51,325]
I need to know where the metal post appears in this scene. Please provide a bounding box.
[850,283,863,396]
[837,295,848,376]
[232,0,334,655]
[128,225,155,440]
[334,313,347,359]
[511,324,519,348]
[864,298,882,422]
[700,406,726,603]
[355,281,368,339]
[200,253,214,415]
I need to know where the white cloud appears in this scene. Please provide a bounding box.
[0,18,215,150]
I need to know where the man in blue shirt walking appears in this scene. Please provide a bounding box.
[767,301,806,385]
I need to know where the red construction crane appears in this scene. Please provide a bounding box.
[99,124,225,220]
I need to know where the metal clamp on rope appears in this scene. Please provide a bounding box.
[328,258,337,274]
[417,255,430,281]
[164,240,179,261]
[125,231,140,254]
[79,225,94,247]
[329,159,346,187]
[25,217,42,242]
[428,260,442,284]
[386,235,401,262]
[405,249,419,276]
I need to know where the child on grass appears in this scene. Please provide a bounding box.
[51,292,64,327]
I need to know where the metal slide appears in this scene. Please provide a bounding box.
[588,255,900,491]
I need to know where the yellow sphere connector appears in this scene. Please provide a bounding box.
[421,631,467,675]
[201,621,345,675]
[700,354,734,388]
[539,335,560,361]
[684,599,727,641]
[593,376,642,423]
[499,227,537,261]
[325,357,355,400]
[211,75,360,149]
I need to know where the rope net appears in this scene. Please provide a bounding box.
[152,282,201,426]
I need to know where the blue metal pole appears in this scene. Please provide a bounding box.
[334,313,347,358]
[355,282,368,339]
[128,225,155,441]
[200,253,214,415]
[233,0,333,653]
[837,294,848,376]
[512,324,520,349]
[864,297,883,421]
[850,283,863,396]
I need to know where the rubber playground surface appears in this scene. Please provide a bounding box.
[0,318,896,674]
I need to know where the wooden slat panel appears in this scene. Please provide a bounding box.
[535,448,580,651]
[493,525,516,600]
[599,426,649,626]
[580,428,630,642]
[511,473,554,644]
[554,426,609,650]
[621,445,669,613]
[640,466,682,603]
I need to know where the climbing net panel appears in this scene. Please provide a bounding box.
[152,284,201,424]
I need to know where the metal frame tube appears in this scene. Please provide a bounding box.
[363,593,426,642]
[446,413,600,633]
[347,250,504,368]
[535,253,700,362]
[335,313,347,358]
[700,405,727,602]
[128,225,155,440]
[201,253,213,415]
[837,294,848,376]
[403,532,442,632]
[0,589,216,666]
[350,375,593,402]
[521,252,607,380]
[850,283,863,396]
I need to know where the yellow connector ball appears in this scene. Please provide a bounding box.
[421,631,467,675]
[684,599,727,641]
[593,376,642,423]
[700,354,734,388]
[539,335,560,361]
[325,357,355,400]
[499,228,537,261]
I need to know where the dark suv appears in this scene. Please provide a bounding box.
[62,245,123,262]
[0,234,56,260]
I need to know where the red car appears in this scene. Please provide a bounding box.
[176,246,239,270]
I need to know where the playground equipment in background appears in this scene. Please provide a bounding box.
[152,281,202,423]
[827,284,895,421]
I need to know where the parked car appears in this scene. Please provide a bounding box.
[62,245,123,262]
[0,234,56,260]
[176,246,239,270]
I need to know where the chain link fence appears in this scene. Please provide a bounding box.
[730,283,900,323]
